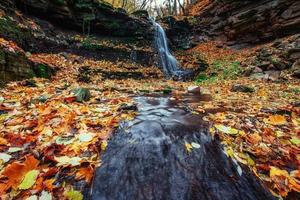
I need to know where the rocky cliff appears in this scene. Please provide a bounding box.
[14,0,152,38]
[187,0,300,47]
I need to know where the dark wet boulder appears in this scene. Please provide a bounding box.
[92,96,275,200]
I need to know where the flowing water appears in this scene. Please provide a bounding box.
[152,20,193,80]
[91,95,275,200]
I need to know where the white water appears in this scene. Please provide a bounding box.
[152,20,187,78]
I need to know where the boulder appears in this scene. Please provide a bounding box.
[187,86,201,94]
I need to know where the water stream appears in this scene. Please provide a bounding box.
[152,20,192,80]
[91,95,275,200]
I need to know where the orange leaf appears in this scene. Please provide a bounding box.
[0,137,7,145]
[75,166,94,183]
[2,155,39,190]
[264,115,287,126]
[44,179,55,191]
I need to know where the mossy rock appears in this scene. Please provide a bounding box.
[32,63,55,79]
[71,87,91,102]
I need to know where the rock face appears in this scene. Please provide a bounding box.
[188,0,300,46]
[158,16,195,49]
[0,38,54,85]
[0,44,32,84]
[243,34,300,79]
[14,0,152,38]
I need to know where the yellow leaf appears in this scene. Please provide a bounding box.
[270,166,289,178]
[185,142,193,153]
[101,140,108,151]
[64,189,83,200]
[18,170,39,190]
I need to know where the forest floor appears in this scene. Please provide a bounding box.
[0,37,300,199]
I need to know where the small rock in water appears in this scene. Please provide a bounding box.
[71,87,91,102]
[231,84,254,93]
[187,86,201,94]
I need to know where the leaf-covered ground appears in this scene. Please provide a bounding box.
[0,37,300,199]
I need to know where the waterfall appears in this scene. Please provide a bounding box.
[152,20,188,79]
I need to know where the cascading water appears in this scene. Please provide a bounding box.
[152,20,190,79]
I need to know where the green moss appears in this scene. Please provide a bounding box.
[195,60,242,84]
[82,37,104,50]
[33,64,51,78]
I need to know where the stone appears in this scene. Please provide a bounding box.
[71,88,91,102]
[118,103,138,112]
[188,86,201,94]
[231,84,255,93]
[253,67,263,73]
[264,70,281,81]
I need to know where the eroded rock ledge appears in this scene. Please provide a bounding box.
[14,0,153,38]
[188,0,300,47]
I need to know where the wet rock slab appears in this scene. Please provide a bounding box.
[91,95,274,200]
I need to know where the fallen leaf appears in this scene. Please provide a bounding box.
[40,190,52,200]
[2,155,39,190]
[78,132,94,142]
[290,137,300,146]
[8,147,23,153]
[19,170,40,190]
[55,156,82,166]
[215,124,239,135]
[0,153,12,163]
[185,142,193,153]
[191,142,201,149]
[76,166,94,183]
[101,140,108,151]
[26,195,38,200]
[264,115,287,126]
[64,189,83,200]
